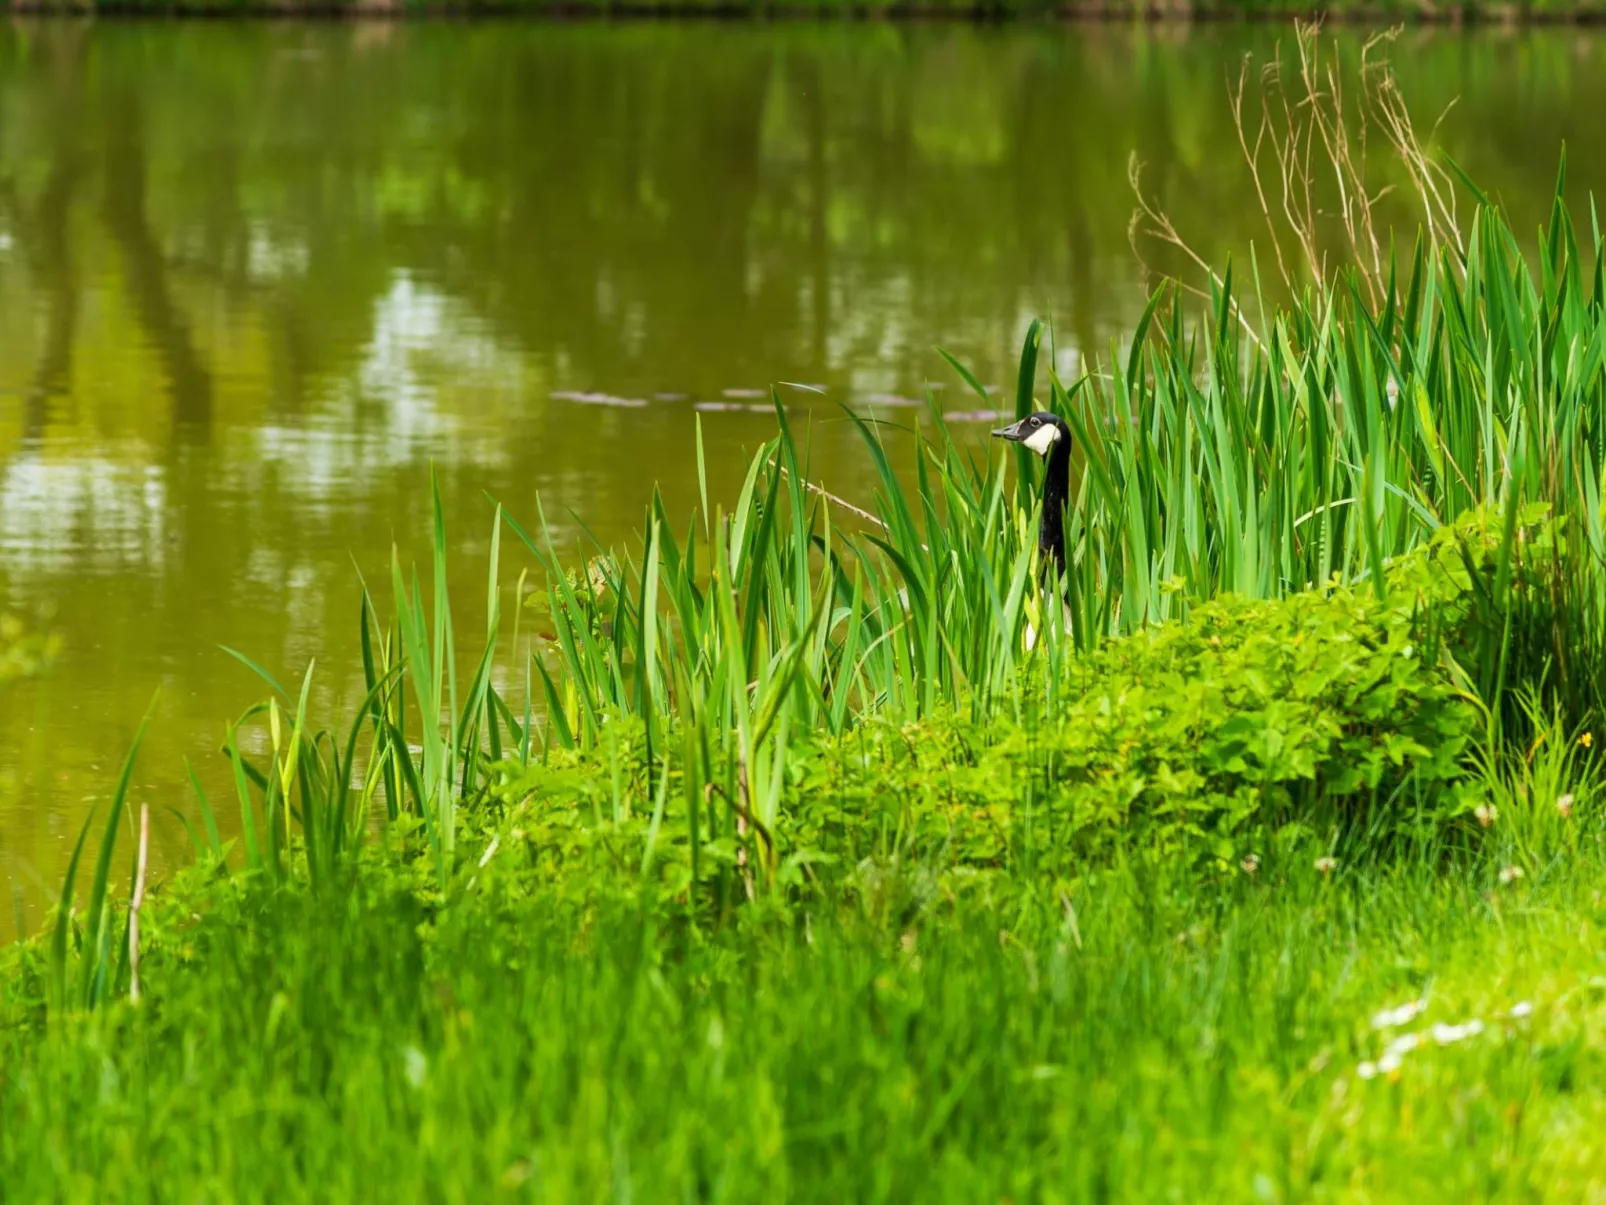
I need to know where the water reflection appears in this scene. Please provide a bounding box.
[0,20,1602,932]
[0,455,169,574]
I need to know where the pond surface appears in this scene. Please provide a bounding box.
[1,20,1603,932]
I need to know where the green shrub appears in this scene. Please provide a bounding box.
[792,584,1478,875]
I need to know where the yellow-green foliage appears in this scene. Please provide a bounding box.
[798,583,1477,873]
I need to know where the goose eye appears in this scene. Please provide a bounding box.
[1030,417,1041,427]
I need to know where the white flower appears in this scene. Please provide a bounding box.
[1356,1060,1379,1080]
[1510,1001,1534,1019]
[1431,1019,1485,1046]
[403,1046,427,1089]
[1314,856,1338,875]
[1371,999,1426,1029]
[1475,803,1498,828]
[1386,375,1400,411]
[1241,853,1261,875]
[1384,1032,1420,1058]
[1378,1051,1404,1075]
[1557,793,1575,818]
[1499,865,1525,885]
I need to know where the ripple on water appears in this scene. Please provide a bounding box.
[552,391,650,408]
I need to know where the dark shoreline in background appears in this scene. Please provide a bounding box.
[8,4,1606,24]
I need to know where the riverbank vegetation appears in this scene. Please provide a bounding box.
[8,34,1606,1199]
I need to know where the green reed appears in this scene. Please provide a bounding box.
[523,165,1606,742]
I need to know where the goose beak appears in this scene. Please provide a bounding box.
[992,419,1027,442]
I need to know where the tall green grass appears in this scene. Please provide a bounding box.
[518,165,1606,754]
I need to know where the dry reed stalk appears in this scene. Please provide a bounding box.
[1131,22,1464,320]
[129,802,149,1003]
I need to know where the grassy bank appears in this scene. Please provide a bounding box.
[7,83,1606,1198]
[5,794,1606,1199]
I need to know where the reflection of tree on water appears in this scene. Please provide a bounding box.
[102,88,214,436]
[0,35,218,446]
[3,24,1602,460]
[0,26,86,446]
[23,146,81,445]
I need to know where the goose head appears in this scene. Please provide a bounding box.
[992,411,1069,458]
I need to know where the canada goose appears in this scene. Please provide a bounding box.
[881,410,1076,649]
[993,411,1074,650]
[993,411,1072,573]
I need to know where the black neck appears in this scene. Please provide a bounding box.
[1039,441,1071,575]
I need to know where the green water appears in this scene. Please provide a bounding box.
[0,20,1601,931]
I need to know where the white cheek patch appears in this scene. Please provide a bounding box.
[1022,423,1061,457]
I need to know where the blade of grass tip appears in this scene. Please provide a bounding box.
[486,507,503,651]
[337,664,405,835]
[168,806,210,863]
[936,346,994,407]
[1012,318,1044,510]
[740,461,785,675]
[359,586,383,723]
[384,716,434,843]
[1127,286,1167,387]
[78,694,156,1008]
[183,756,223,859]
[449,503,505,787]
[533,657,576,750]
[283,661,315,809]
[49,801,97,1012]
[225,723,264,872]
[696,413,710,540]
[493,501,560,577]
[219,645,290,703]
